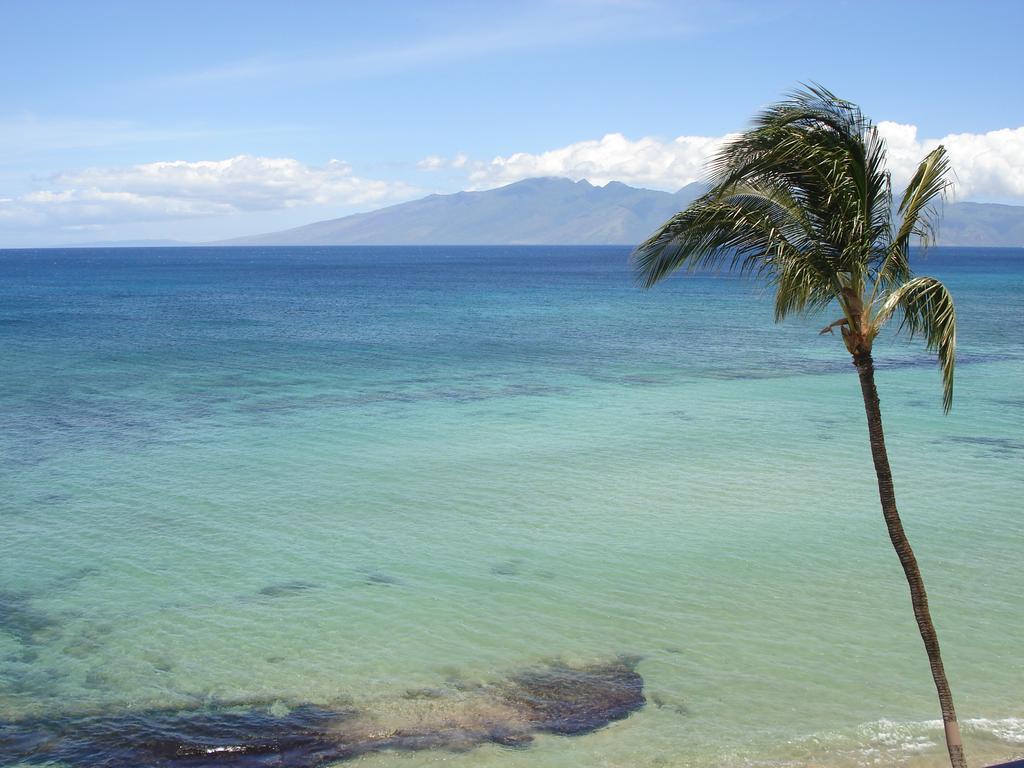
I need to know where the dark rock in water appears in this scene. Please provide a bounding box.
[439,666,484,692]
[401,687,445,700]
[503,657,645,735]
[257,581,321,598]
[82,669,116,691]
[650,692,689,716]
[1,705,354,768]
[1,658,645,767]
[490,559,524,576]
[50,567,101,591]
[945,435,1024,455]
[8,648,40,664]
[0,589,63,646]
[0,719,56,764]
[362,571,400,586]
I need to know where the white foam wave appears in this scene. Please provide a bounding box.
[855,716,1024,747]
[784,716,1024,766]
[966,717,1024,744]
[856,718,938,754]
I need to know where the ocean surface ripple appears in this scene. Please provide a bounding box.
[1,246,1021,767]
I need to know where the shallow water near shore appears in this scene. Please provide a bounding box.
[1,245,1022,767]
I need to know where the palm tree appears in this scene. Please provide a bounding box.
[632,85,965,768]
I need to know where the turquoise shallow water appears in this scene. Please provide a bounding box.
[1,246,1022,767]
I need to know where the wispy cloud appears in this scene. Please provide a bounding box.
[0,155,421,227]
[0,115,215,160]
[151,3,698,88]
[417,153,468,171]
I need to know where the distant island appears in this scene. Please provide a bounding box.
[214,178,1024,248]
[67,177,1024,249]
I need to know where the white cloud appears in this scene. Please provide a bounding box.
[467,132,728,191]
[460,125,1024,202]
[0,155,420,227]
[878,122,1024,201]
[417,155,446,171]
[416,152,470,172]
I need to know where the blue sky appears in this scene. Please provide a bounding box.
[2,0,1022,245]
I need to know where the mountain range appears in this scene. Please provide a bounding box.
[217,177,1024,248]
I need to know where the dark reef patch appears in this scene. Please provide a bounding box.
[62,622,114,659]
[256,581,321,598]
[989,396,1024,409]
[0,569,98,652]
[0,589,63,647]
[502,657,645,735]
[361,571,400,586]
[649,693,690,716]
[490,559,524,577]
[943,435,1024,456]
[51,567,101,591]
[401,687,445,700]
[354,567,402,586]
[0,704,351,768]
[1,658,645,767]
[490,560,558,581]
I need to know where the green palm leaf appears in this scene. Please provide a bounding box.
[875,276,957,412]
[633,83,957,410]
[873,146,952,294]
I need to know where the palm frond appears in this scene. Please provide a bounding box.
[632,183,839,318]
[703,85,891,284]
[896,145,952,248]
[875,276,957,412]
[873,146,953,296]
[633,84,958,414]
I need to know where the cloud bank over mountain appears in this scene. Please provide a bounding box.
[2,122,1022,245]
[878,123,1024,201]
[218,177,1024,249]
[442,125,1024,203]
[466,133,728,191]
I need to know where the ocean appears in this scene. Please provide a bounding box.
[1,245,1021,767]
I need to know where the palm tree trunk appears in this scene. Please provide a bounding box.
[853,352,967,768]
